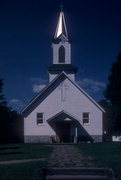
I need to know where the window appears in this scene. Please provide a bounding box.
[59,46,65,63]
[37,113,44,125]
[83,112,90,124]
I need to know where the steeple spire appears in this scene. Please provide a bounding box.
[54,11,68,39]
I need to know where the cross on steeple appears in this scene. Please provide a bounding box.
[60,0,64,12]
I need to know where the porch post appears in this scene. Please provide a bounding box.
[74,127,78,143]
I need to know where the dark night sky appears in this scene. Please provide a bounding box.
[0,0,121,112]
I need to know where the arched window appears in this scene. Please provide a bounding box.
[59,46,65,63]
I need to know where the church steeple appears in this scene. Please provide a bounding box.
[48,10,77,82]
[52,11,71,65]
[54,11,68,39]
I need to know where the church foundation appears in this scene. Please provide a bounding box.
[91,135,103,142]
[24,136,52,143]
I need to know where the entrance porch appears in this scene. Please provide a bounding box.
[47,111,93,143]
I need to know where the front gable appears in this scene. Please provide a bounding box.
[22,72,104,118]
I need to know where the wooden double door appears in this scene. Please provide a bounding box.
[56,122,70,143]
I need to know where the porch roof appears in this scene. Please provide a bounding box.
[46,110,81,123]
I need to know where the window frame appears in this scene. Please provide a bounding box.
[36,113,44,126]
[82,112,90,125]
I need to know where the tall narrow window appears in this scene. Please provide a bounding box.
[59,46,65,63]
[37,113,44,125]
[83,112,90,124]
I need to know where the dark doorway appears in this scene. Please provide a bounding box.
[56,122,70,143]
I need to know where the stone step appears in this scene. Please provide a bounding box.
[45,167,114,176]
[43,167,115,180]
[46,174,109,180]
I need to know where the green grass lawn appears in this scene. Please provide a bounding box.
[0,161,46,180]
[0,144,53,180]
[0,143,52,161]
[76,142,121,179]
[1,142,121,179]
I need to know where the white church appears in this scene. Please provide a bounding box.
[22,11,105,143]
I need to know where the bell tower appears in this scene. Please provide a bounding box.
[53,11,71,65]
[48,11,77,82]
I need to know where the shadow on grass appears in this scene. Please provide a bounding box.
[0,152,23,155]
[0,143,53,161]
[0,146,20,150]
[0,161,47,180]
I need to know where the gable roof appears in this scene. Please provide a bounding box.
[47,110,81,123]
[21,71,105,115]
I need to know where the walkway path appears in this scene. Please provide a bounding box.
[47,145,93,167]
[0,145,93,167]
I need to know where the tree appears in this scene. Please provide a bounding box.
[0,79,7,107]
[98,99,112,140]
[104,53,121,133]
[0,79,23,143]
